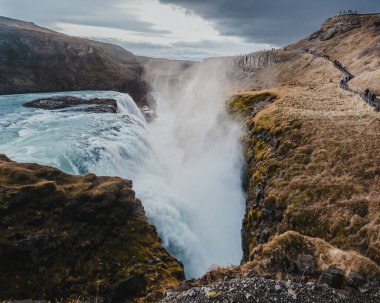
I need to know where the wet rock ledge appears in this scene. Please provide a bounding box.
[23,96,157,122]
[0,155,184,302]
[23,96,118,113]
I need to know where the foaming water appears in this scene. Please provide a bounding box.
[0,91,149,177]
[0,83,245,277]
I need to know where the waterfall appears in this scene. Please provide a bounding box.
[0,87,245,278]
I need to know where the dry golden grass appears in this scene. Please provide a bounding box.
[228,14,380,275]
[248,231,380,281]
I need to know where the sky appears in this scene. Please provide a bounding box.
[1,0,380,60]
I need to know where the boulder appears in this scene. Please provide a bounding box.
[295,254,316,275]
[347,272,367,289]
[319,268,344,289]
[23,96,118,113]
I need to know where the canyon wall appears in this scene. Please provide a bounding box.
[0,17,150,106]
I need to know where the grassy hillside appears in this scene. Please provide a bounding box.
[228,13,380,281]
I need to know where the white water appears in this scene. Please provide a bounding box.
[0,70,245,278]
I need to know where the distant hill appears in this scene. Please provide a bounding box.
[0,16,148,105]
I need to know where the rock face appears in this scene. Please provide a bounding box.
[248,231,379,287]
[0,154,184,302]
[0,16,150,106]
[309,15,362,41]
[23,96,118,113]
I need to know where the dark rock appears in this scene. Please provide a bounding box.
[296,254,316,275]
[140,105,157,123]
[319,268,344,289]
[177,280,194,291]
[113,273,147,299]
[347,272,366,289]
[160,275,380,303]
[23,96,118,113]
[256,228,270,244]
[0,155,11,162]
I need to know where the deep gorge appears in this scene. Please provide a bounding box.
[0,59,246,278]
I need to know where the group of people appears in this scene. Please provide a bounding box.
[339,77,350,90]
[333,60,353,78]
[339,10,358,15]
[363,88,377,104]
[307,49,321,58]
[305,49,379,112]
[307,50,331,61]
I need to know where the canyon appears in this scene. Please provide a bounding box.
[0,12,379,303]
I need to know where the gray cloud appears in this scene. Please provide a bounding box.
[92,38,220,60]
[2,0,379,59]
[159,0,380,45]
[0,0,170,34]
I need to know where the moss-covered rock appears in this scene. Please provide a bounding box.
[0,155,184,302]
[248,231,380,285]
[230,82,380,272]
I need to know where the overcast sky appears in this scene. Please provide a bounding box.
[1,0,380,60]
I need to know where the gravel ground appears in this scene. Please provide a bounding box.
[161,276,380,303]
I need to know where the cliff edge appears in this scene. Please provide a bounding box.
[0,155,184,302]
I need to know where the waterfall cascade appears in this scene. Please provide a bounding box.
[0,88,245,278]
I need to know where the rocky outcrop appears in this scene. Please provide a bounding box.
[23,96,118,113]
[161,276,380,303]
[309,15,363,41]
[160,231,379,302]
[0,155,184,302]
[249,231,379,287]
[0,16,150,106]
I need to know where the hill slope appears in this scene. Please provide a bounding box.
[0,17,149,105]
[234,13,380,267]
[159,13,380,301]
